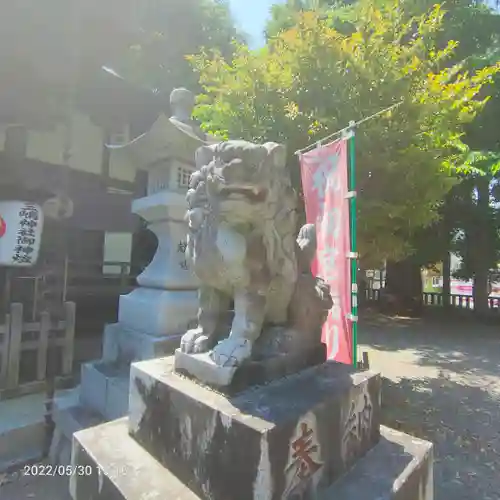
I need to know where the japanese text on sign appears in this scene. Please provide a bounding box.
[177,240,189,270]
[13,204,39,265]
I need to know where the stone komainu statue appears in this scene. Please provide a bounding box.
[180,140,332,368]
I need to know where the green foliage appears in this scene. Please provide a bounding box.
[435,5,500,286]
[401,0,500,62]
[449,176,500,279]
[266,0,401,40]
[190,0,499,263]
[265,0,350,39]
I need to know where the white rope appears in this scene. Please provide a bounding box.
[294,100,404,156]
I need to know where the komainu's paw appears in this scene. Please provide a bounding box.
[210,337,253,367]
[180,327,211,354]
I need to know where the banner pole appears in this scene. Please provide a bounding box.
[348,121,358,367]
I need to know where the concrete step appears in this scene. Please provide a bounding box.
[320,426,433,499]
[52,389,104,439]
[70,419,433,500]
[50,393,105,466]
[80,361,130,421]
[0,388,76,472]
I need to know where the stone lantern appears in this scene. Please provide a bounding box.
[111,88,209,339]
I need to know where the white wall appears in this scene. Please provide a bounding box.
[0,112,136,181]
[102,232,132,274]
[109,145,136,182]
[450,252,461,273]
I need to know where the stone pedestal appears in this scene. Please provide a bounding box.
[118,190,199,337]
[128,357,381,499]
[70,356,434,500]
[101,323,184,364]
[118,289,198,337]
[71,420,432,500]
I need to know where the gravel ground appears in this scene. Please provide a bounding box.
[1,312,500,499]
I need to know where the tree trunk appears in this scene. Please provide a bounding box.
[442,251,451,309]
[383,258,423,316]
[473,266,489,317]
[472,177,491,317]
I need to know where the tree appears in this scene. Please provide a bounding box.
[335,0,500,316]
[448,154,500,315]
[264,0,357,40]
[115,0,244,94]
[414,10,500,316]
[454,24,500,315]
[383,1,500,315]
[190,0,499,268]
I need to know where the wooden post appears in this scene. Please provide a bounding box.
[362,351,370,369]
[442,251,451,309]
[0,314,11,388]
[62,256,69,303]
[37,311,51,381]
[7,303,23,389]
[33,276,40,321]
[62,301,76,375]
[120,263,128,288]
[3,268,12,316]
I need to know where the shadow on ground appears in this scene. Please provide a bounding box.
[359,311,500,379]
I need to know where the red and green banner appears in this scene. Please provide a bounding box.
[299,137,356,365]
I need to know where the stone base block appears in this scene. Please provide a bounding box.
[53,403,104,442]
[174,342,327,393]
[320,426,433,500]
[118,288,198,337]
[70,418,199,500]
[102,323,183,364]
[128,357,381,500]
[70,419,433,500]
[0,420,45,471]
[174,350,237,387]
[80,362,129,420]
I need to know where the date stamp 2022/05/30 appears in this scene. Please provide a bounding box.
[22,463,130,479]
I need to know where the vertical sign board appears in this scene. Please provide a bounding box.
[299,139,352,364]
[0,201,44,267]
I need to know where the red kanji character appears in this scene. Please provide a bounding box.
[289,423,322,480]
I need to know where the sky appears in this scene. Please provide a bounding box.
[229,1,500,47]
[228,0,283,47]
